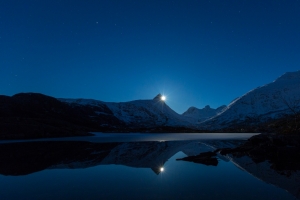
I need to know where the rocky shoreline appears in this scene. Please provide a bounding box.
[178,133,300,171]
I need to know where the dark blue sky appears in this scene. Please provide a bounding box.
[1,0,299,113]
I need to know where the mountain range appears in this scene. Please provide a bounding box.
[1,71,300,139]
[59,70,300,133]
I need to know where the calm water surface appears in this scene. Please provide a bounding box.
[0,133,297,200]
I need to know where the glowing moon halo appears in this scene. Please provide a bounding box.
[160,167,164,172]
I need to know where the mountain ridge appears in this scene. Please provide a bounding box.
[60,94,196,129]
[1,70,300,139]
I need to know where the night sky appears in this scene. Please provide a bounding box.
[1,0,299,113]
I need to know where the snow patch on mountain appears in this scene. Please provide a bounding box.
[59,98,106,107]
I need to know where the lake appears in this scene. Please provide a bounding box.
[0,133,298,200]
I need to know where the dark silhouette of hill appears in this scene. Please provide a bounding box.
[0,93,124,139]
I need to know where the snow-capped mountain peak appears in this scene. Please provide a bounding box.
[182,105,226,123]
[153,93,164,101]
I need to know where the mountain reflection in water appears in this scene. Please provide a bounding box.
[0,137,299,199]
[0,140,213,176]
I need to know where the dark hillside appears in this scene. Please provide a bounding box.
[0,93,124,139]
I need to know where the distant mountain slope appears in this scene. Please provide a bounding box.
[57,98,125,128]
[182,105,226,123]
[60,94,195,129]
[201,71,300,130]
